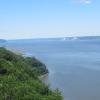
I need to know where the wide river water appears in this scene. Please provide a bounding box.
[6,38,100,100]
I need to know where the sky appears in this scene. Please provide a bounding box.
[0,0,100,39]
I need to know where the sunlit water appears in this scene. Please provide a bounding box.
[6,38,100,100]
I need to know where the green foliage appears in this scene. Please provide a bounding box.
[0,47,62,100]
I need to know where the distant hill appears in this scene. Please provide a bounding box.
[61,36,100,41]
[78,36,100,40]
[7,36,100,42]
[0,39,6,43]
[0,39,6,47]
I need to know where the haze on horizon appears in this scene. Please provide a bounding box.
[0,0,100,39]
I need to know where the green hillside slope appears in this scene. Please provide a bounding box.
[0,47,62,100]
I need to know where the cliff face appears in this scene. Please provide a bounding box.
[0,47,62,100]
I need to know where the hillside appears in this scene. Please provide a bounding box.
[0,47,62,100]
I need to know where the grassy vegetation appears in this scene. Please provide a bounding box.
[0,47,62,100]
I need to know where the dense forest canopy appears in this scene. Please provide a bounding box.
[0,47,62,100]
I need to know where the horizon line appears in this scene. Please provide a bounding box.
[2,35,100,41]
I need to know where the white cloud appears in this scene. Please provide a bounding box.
[73,0,91,4]
[80,0,91,4]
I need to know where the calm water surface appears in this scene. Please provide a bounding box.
[6,39,100,100]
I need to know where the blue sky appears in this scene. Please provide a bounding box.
[0,0,100,39]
